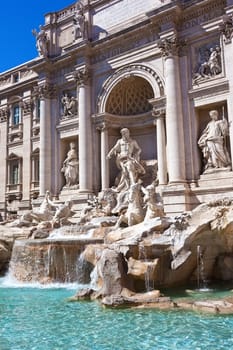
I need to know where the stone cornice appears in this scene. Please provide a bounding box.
[92,111,155,129]
[146,1,182,28]
[188,78,229,102]
[177,0,226,32]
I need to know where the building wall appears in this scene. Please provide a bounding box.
[0,0,233,218]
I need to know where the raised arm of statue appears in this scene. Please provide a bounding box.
[32,25,49,57]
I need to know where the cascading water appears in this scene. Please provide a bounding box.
[8,239,97,284]
[196,245,208,291]
[139,244,155,292]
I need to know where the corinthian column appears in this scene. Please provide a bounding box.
[36,83,54,196]
[97,122,109,190]
[74,67,93,193]
[153,108,167,185]
[158,35,186,183]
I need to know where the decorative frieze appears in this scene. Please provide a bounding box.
[91,29,158,65]
[0,75,11,87]
[178,0,225,32]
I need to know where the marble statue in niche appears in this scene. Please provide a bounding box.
[198,109,231,173]
[61,142,79,187]
[107,128,145,193]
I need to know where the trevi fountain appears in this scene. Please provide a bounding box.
[1,123,233,348]
[2,0,233,348]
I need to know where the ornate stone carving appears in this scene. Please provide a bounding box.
[152,107,166,120]
[73,2,86,41]
[33,83,57,99]
[158,36,184,57]
[14,191,74,229]
[96,121,108,132]
[0,107,9,123]
[114,182,145,228]
[61,93,78,117]
[192,44,222,84]
[0,75,11,87]
[219,15,233,44]
[73,67,90,86]
[32,26,49,57]
[21,99,33,115]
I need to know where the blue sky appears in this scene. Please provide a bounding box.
[1,0,75,73]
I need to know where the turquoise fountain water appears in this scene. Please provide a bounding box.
[1,277,233,350]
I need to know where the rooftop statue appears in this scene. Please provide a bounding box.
[32,25,49,57]
[73,3,86,41]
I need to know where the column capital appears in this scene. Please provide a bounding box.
[219,14,233,44]
[158,35,186,57]
[152,107,166,121]
[33,83,57,99]
[96,121,109,132]
[73,67,90,86]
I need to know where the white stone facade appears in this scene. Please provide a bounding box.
[1,0,233,218]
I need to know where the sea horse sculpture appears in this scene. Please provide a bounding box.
[114,182,145,228]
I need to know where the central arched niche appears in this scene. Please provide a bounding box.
[105,76,154,115]
[105,76,157,187]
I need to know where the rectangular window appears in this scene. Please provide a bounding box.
[37,100,41,119]
[11,163,19,184]
[13,73,19,83]
[34,157,40,182]
[13,105,20,125]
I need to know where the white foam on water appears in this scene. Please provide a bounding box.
[0,273,88,290]
[48,226,94,240]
